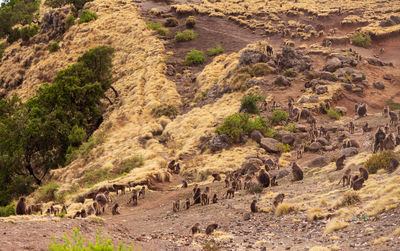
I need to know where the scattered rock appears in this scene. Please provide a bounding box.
[239,50,269,65]
[373,81,385,90]
[317,137,329,146]
[259,137,280,153]
[209,134,231,152]
[339,147,359,157]
[275,46,311,72]
[273,75,291,87]
[250,130,263,144]
[282,134,295,146]
[324,57,342,72]
[308,142,322,152]
[351,72,364,82]
[335,106,347,115]
[295,124,307,132]
[243,213,251,221]
[316,86,328,95]
[307,156,328,167]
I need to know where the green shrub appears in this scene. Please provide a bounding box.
[174,29,197,42]
[146,20,162,30]
[20,24,39,41]
[164,17,178,27]
[336,191,360,208]
[184,49,205,66]
[151,104,178,119]
[80,167,109,187]
[269,109,288,126]
[66,15,76,29]
[352,32,371,48]
[284,122,296,132]
[240,93,264,114]
[207,44,224,56]
[236,63,271,77]
[49,228,133,251]
[216,113,274,143]
[277,143,291,153]
[6,28,21,43]
[386,99,400,111]
[0,204,16,217]
[327,109,341,120]
[49,42,60,52]
[78,10,98,24]
[113,155,144,175]
[185,16,196,28]
[45,0,68,8]
[45,0,93,10]
[0,42,4,60]
[66,130,106,164]
[364,150,398,174]
[38,182,60,202]
[284,69,297,77]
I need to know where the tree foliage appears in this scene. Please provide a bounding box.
[0,46,114,206]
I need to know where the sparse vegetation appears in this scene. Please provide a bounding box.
[327,109,341,120]
[38,182,60,202]
[78,10,98,24]
[386,99,400,111]
[325,220,349,234]
[66,15,76,29]
[174,29,197,42]
[284,69,297,77]
[164,17,178,27]
[364,150,398,174]
[248,184,264,194]
[216,113,274,143]
[335,191,361,208]
[284,122,296,132]
[151,104,179,119]
[269,109,288,126]
[45,0,93,11]
[185,16,196,28]
[352,32,371,48]
[113,155,144,175]
[184,49,206,66]
[277,143,291,152]
[202,240,220,251]
[48,228,133,251]
[0,204,15,217]
[0,42,4,60]
[275,203,297,216]
[20,24,39,41]
[207,45,224,56]
[240,93,264,114]
[49,42,60,52]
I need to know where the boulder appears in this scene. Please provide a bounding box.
[295,124,307,132]
[334,106,347,115]
[272,75,291,87]
[275,46,311,72]
[316,86,328,95]
[239,50,269,65]
[351,72,364,82]
[319,71,338,81]
[259,138,280,153]
[282,134,295,146]
[307,156,328,167]
[324,57,342,72]
[250,130,263,144]
[209,134,231,152]
[317,137,329,146]
[373,81,385,90]
[339,147,358,157]
[308,142,322,152]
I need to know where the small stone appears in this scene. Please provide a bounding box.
[373,81,385,90]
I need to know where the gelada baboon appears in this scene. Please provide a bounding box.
[387,158,399,173]
[95,193,108,215]
[212,173,221,182]
[225,188,235,199]
[336,155,346,171]
[257,170,270,187]
[212,194,218,204]
[61,205,67,215]
[28,204,43,215]
[193,187,201,204]
[172,200,180,212]
[273,193,285,207]
[224,177,230,188]
[127,190,138,206]
[205,224,218,235]
[112,203,120,215]
[80,209,87,218]
[355,103,367,117]
[383,106,389,117]
[291,162,303,181]
[359,167,368,181]
[271,176,278,186]
[389,111,398,125]
[138,186,145,199]
[73,211,81,219]
[266,45,273,56]
[352,177,365,191]
[201,187,210,205]
[191,223,200,235]
[112,184,126,195]
[250,200,258,213]
[185,198,191,209]
[373,127,386,153]
[349,121,355,134]
[363,122,372,133]
[338,169,351,187]
[87,203,96,215]
[16,197,26,215]
[182,180,188,188]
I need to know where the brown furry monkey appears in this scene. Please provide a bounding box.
[16,197,27,215]
[250,200,259,213]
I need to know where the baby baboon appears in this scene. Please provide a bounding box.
[266,45,273,56]
[193,187,201,204]
[380,47,385,54]
[389,111,398,125]
[192,184,198,195]
[236,178,242,190]
[112,203,120,215]
[336,155,346,171]
[352,177,365,191]
[29,204,43,215]
[296,145,304,159]
[168,160,176,172]
[205,224,218,235]
[182,180,188,188]
[383,106,389,117]
[212,194,218,204]
[356,103,367,117]
[250,200,258,213]
[172,200,180,212]
[349,121,355,134]
[138,186,146,199]
[16,197,27,215]
[350,175,359,188]
[257,169,270,187]
[226,188,235,199]
[212,173,221,182]
[384,133,396,150]
[273,193,285,207]
[191,223,200,235]
[271,176,278,186]
[26,206,32,215]
[174,163,181,174]
[338,169,352,187]
[80,209,87,218]
[319,126,327,137]
[373,127,386,153]
[291,162,303,181]
[128,190,138,206]
[112,184,126,195]
[87,204,95,215]
[362,122,372,133]
[95,193,108,215]
[73,211,81,219]
[185,198,191,209]
[359,167,369,181]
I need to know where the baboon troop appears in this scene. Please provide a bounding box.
[95,193,108,215]
[250,200,259,213]
[273,193,285,207]
[291,162,303,181]
[113,184,126,195]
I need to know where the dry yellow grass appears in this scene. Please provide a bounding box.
[325,220,348,234]
[373,236,389,245]
[309,246,330,251]
[275,203,298,216]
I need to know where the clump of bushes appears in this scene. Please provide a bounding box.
[269,109,288,126]
[20,24,39,41]
[240,93,264,114]
[78,10,98,24]
[275,203,297,216]
[0,42,4,61]
[48,228,134,251]
[284,122,296,132]
[164,17,178,27]
[327,109,341,120]
[113,155,144,175]
[184,49,205,66]
[284,69,297,77]
[151,104,178,119]
[0,204,15,217]
[38,182,60,202]
[277,143,291,153]
[185,16,196,28]
[335,191,360,208]
[364,150,399,174]
[230,63,271,91]
[208,44,224,56]
[49,42,60,52]
[174,29,197,42]
[66,15,76,29]
[216,113,274,143]
[352,32,371,48]
[146,20,170,36]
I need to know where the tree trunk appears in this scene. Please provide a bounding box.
[25,164,41,185]
[110,86,119,97]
